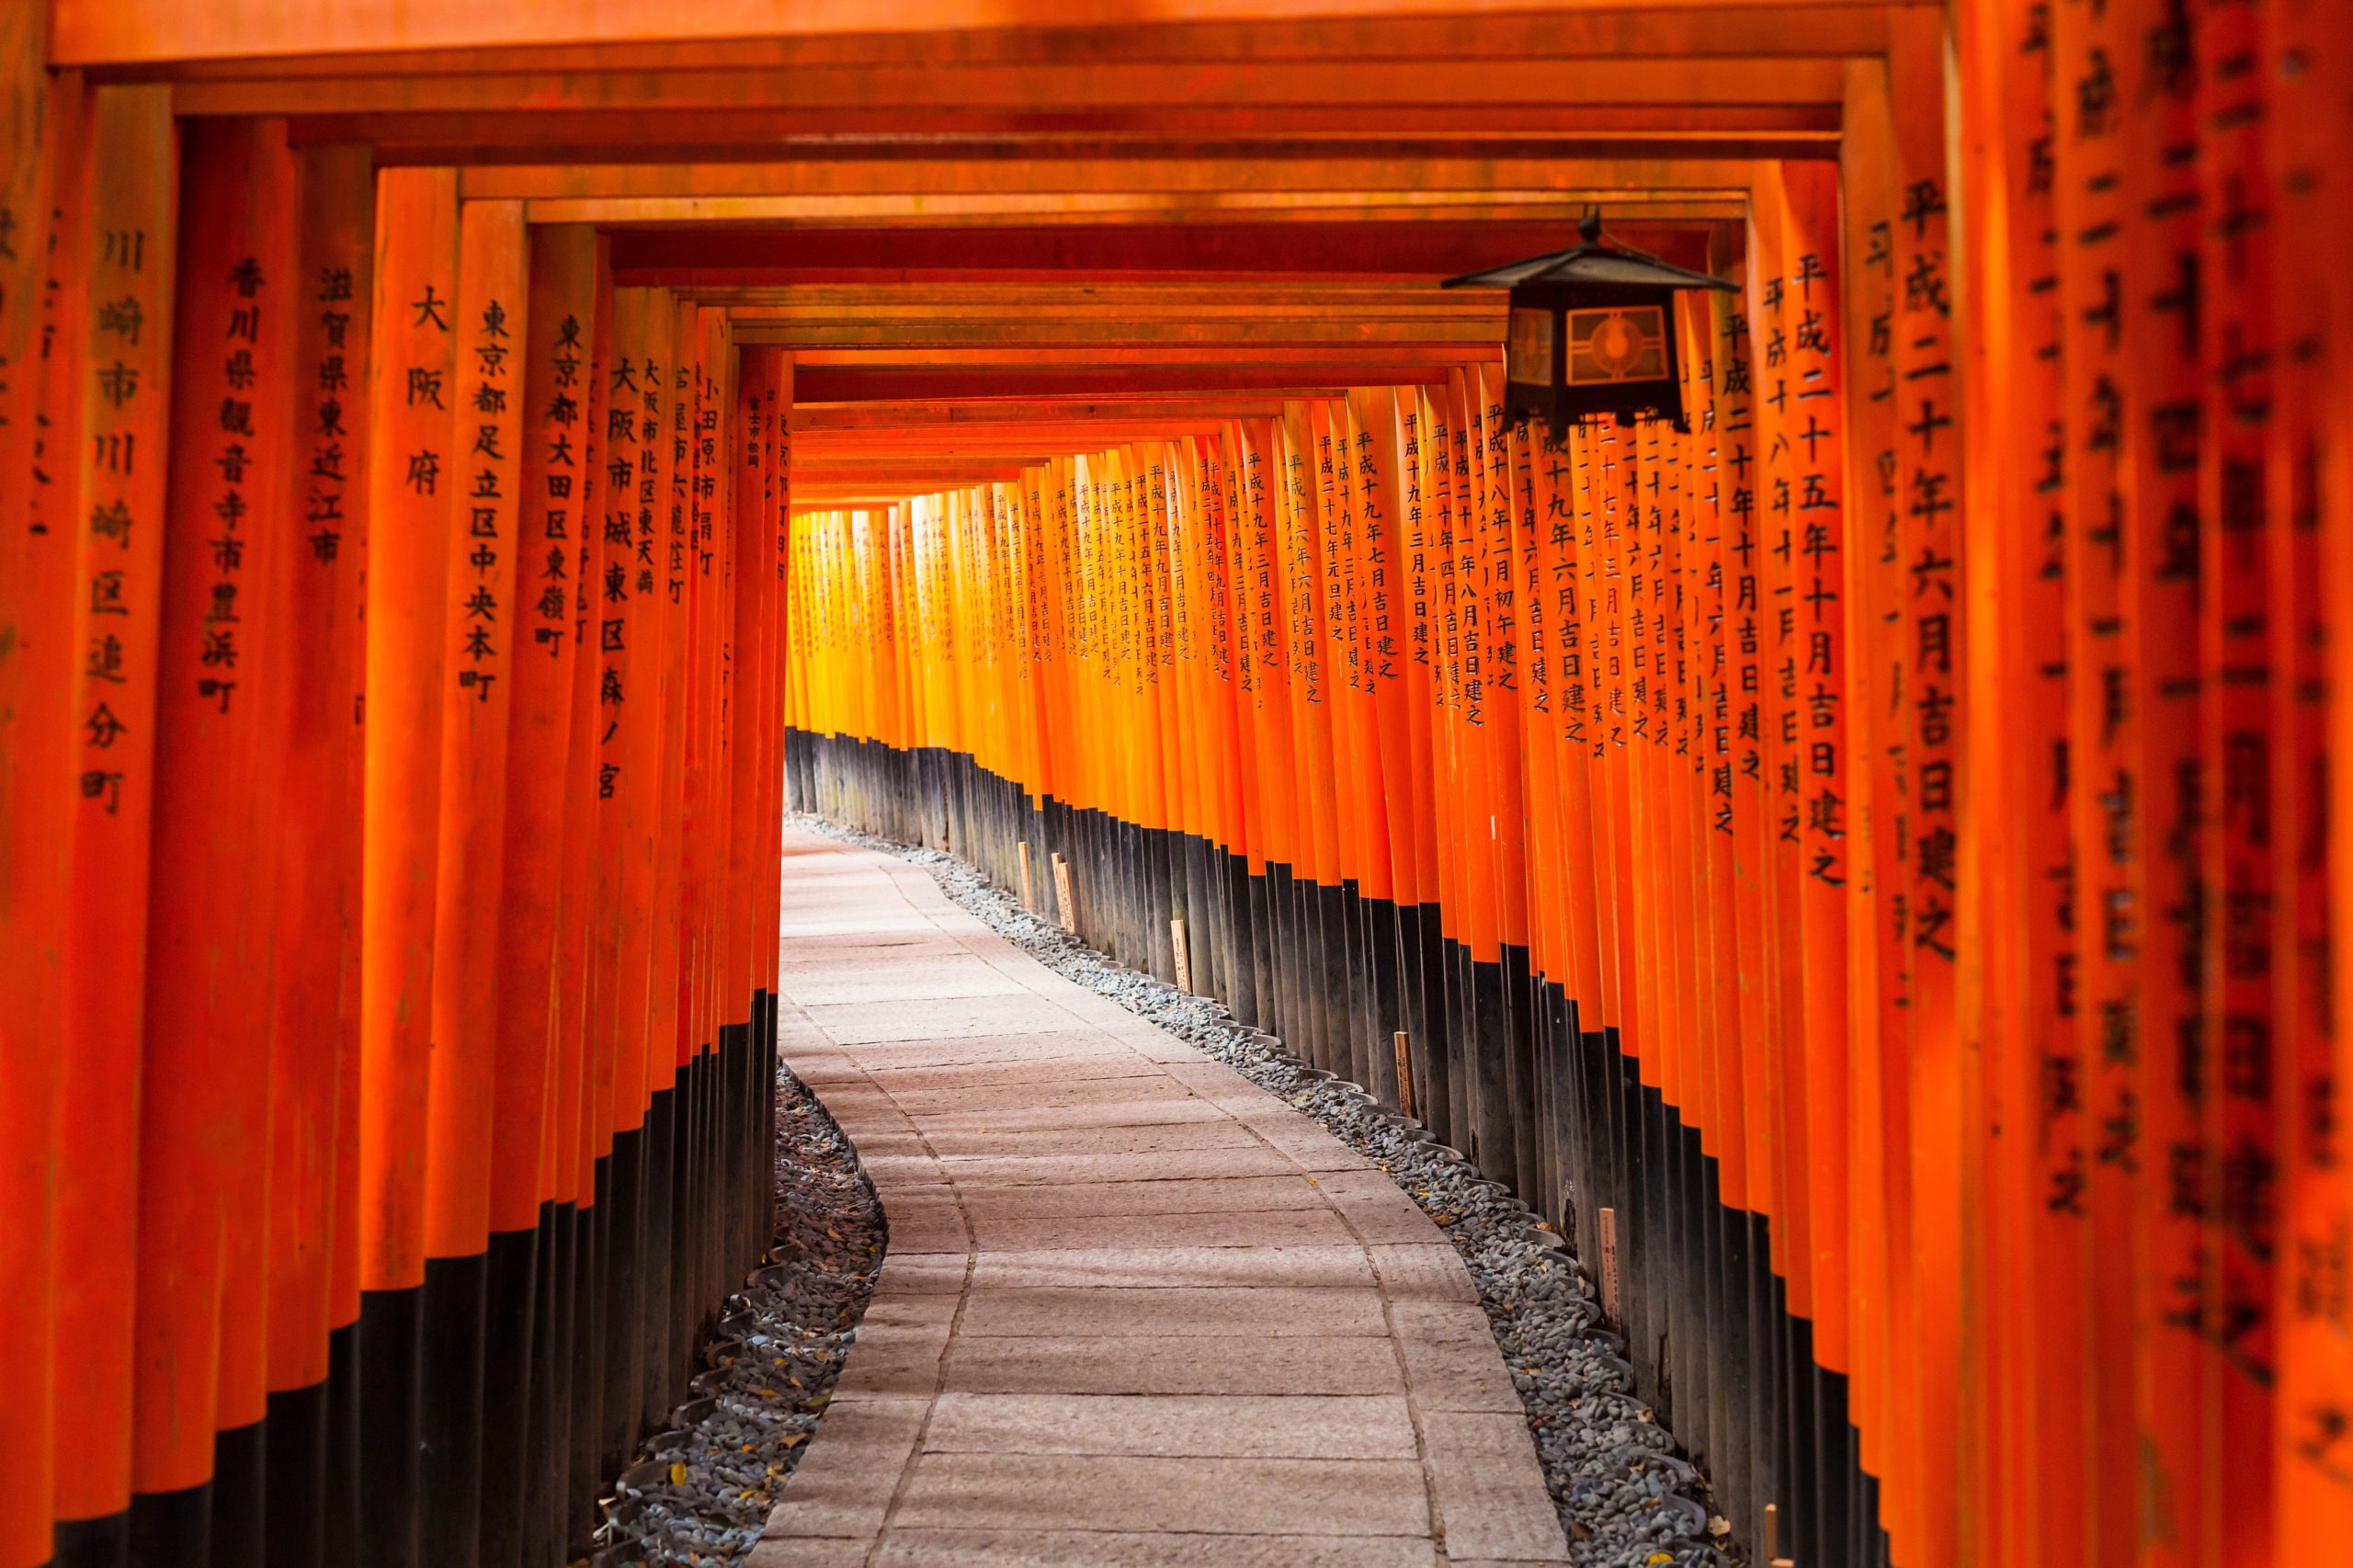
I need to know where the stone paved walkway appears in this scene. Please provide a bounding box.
[748,829,1571,1568]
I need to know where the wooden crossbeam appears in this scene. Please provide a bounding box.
[82,3,1910,71]
[607,218,1720,282]
[790,397,1302,428]
[460,154,1768,203]
[171,57,1849,118]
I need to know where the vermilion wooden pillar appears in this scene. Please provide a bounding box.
[130,114,295,1568]
[418,195,528,1568]
[0,12,64,1566]
[51,82,173,1568]
[478,220,593,1568]
[265,139,372,1568]
[551,234,612,1562]
[355,163,458,1568]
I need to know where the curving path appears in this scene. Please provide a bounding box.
[748,829,1571,1568]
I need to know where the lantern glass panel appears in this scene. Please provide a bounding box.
[1506,305,1554,387]
[1565,303,1669,386]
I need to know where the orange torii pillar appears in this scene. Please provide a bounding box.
[477,220,598,1568]
[355,164,457,1568]
[0,17,69,1568]
[0,30,72,1568]
[51,83,175,1568]
[415,193,528,1568]
[128,112,295,1568]
[264,140,374,1568]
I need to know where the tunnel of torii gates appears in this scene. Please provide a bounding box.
[0,1,2351,1567]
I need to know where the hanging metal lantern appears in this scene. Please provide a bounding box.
[1445,212,1737,437]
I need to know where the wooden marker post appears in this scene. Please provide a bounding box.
[416,194,528,1567]
[263,138,372,1568]
[474,219,591,1568]
[1052,852,1076,933]
[355,163,459,1568]
[549,233,611,1561]
[1019,839,1034,910]
[131,110,286,1568]
[0,16,64,1566]
[1171,917,1192,994]
[51,80,172,1557]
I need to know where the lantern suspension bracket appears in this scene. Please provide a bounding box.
[1444,210,1737,439]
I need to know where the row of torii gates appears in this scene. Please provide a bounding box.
[2,3,2350,1568]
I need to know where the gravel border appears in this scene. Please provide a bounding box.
[593,1060,886,1567]
[786,812,1729,1568]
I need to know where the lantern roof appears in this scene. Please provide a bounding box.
[1441,212,1738,293]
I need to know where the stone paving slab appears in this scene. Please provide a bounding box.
[750,830,1569,1568]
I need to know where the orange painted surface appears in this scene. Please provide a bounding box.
[268,138,373,1391]
[51,82,172,1525]
[357,164,457,1294]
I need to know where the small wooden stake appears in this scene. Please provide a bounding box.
[1597,1206,1621,1331]
[1017,840,1033,910]
[1170,918,1192,993]
[1051,853,1076,933]
[1392,1031,1415,1119]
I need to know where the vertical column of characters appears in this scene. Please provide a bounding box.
[1682,280,1755,1342]
[1351,392,1423,957]
[354,164,457,1568]
[1890,16,1962,1564]
[1347,392,1414,1102]
[1781,162,1853,1390]
[475,220,593,1568]
[2268,0,2348,1537]
[1478,373,1532,994]
[665,319,705,1089]
[417,195,527,1565]
[1835,67,1902,1514]
[2194,0,2281,1546]
[51,81,174,1547]
[2041,0,2123,1555]
[1631,390,1683,1116]
[588,283,654,1365]
[1154,448,1188,868]
[760,353,791,998]
[1389,397,1440,972]
[263,142,372,1561]
[0,16,63,1558]
[1587,401,1643,1062]
[1176,444,1213,900]
[1443,371,1500,974]
[1536,417,1607,1058]
[1023,462,1056,812]
[1509,400,1571,1166]
[1428,384,1482,1142]
[1684,309,1732,1194]
[1309,403,1363,911]
[634,297,684,1132]
[1650,374,1702,1177]
[1239,423,1301,1018]
[613,289,674,1155]
[674,311,713,1069]
[689,308,729,1063]
[1715,244,1781,1300]
[2118,14,2207,1510]
[551,233,610,1559]
[729,345,771,1031]
[1747,170,1816,1335]
[130,112,290,1554]
[630,298,688,1435]
[585,285,645,1271]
